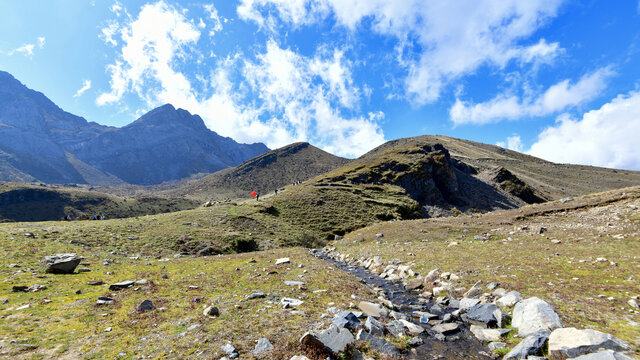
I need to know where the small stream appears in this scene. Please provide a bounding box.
[312,249,493,360]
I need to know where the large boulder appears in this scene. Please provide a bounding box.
[569,350,635,360]
[358,301,389,318]
[512,297,562,337]
[365,316,385,336]
[356,329,400,357]
[503,330,550,359]
[470,325,510,342]
[332,311,362,330]
[463,304,504,328]
[548,328,629,360]
[299,325,354,355]
[40,253,81,274]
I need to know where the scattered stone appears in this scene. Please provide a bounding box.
[77,268,91,273]
[503,330,550,360]
[250,338,274,355]
[399,319,424,335]
[459,297,481,310]
[281,298,304,307]
[203,306,219,317]
[376,233,384,238]
[496,291,522,308]
[87,280,104,286]
[284,281,305,286]
[299,325,355,355]
[248,292,266,299]
[548,328,629,359]
[432,322,460,335]
[406,337,423,347]
[569,350,635,360]
[386,320,406,338]
[512,297,562,337]
[356,329,400,357]
[12,285,29,292]
[332,311,362,330]
[365,316,385,336]
[221,342,239,359]
[488,342,507,351]
[275,257,290,265]
[405,277,423,291]
[358,301,389,318]
[470,325,510,341]
[104,327,112,332]
[96,296,114,305]
[628,299,639,309]
[463,304,501,328]
[290,356,311,360]
[137,299,154,312]
[486,282,500,290]
[40,253,81,274]
[109,281,134,291]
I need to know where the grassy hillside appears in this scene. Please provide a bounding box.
[0,183,199,222]
[328,185,640,351]
[167,142,351,200]
[371,135,640,199]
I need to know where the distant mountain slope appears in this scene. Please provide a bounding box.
[367,135,640,200]
[0,182,199,222]
[169,142,351,199]
[0,71,269,185]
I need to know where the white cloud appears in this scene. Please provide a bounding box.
[238,0,565,104]
[449,67,614,125]
[8,36,45,57]
[527,91,640,170]
[97,1,384,157]
[37,37,46,48]
[496,134,524,152]
[73,80,92,98]
[101,22,120,47]
[204,3,225,36]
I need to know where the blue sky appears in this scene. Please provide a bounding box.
[1,1,640,169]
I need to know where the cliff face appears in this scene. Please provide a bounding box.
[0,71,268,185]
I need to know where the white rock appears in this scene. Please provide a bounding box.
[496,291,522,308]
[512,297,562,337]
[548,328,629,359]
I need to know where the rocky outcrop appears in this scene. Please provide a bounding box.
[40,253,81,274]
[512,297,562,337]
[548,328,629,360]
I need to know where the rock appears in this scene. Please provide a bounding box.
[512,297,562,337]
[405,277,424,291]
[285,280,305,286]
[423,268,440,283]
[488,342,507,351]
[12,285,29,292]
[290,356,311,360]
[399,319,424,335]
[496,291,522,308]
[365,316,385,336]
[470,325,510,341]
[386,320,406,337]
[459,297,481,311]
[332,311,362,330]
[137,299,154,312]
[406,337,423,347]
[486,282,500,290]
[109,281,134,291]
[299,325,355,355]
[463,304,501,328]
[250,338,274,354]
[376,233,384,238]
[628,299,639,309]
[40,253,81,274]
[275,257,290,265]
[77,268,91,273]
[432,322,460,335]
[358,301,389,318]
[281,298,304,307]
[221,342,239,359]
[548,328,629,359]
[356,329,400,357]
[569,350,635,360]
[203,306,219,317]
[96,296,114,305]
[503,330,550,360]
[87,280,104,286]
[248,292,266,299]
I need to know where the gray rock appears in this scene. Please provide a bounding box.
[284,281,305,286]
[399,319,424,335]
[488,341,507,351]
[503,330,550,360]
[512,297,562,337]
[203,306,219,317]
[250,338,274,354]
[459,297,481,311]
[569,350,635,360]
[386,320,406,338]
[275,257,290,265]
[463,304,500,328]
[332,311,362,330]
[431,322,460,335]
[137,299,154,312]
[496,291,522,308]
[248,292,266,299]
[358,301,389,318]
[221,342,239,359]
[96,296,114,305]
[40,253,81,274]
[356,329,400,357]
[406,337,423,347]
[299,325,355,355]
[470,325,510,341]
[548,328,629,359]
[281,298,304,307]
[365,316,385,336]
[109,281,134,291]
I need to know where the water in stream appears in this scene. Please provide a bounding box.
[313,249,494,359]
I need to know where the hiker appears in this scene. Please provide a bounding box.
[275,189,278,195]
[100,214,105,220]
[256,193,259,201]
